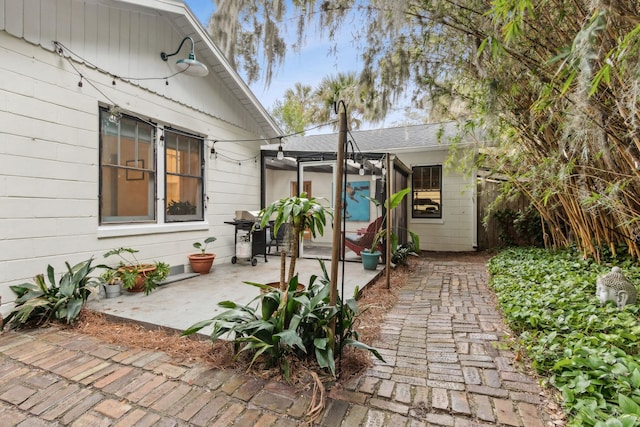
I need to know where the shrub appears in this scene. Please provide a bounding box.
[4,258,102,329]
[488,247,640,426]
[183,260,383,380]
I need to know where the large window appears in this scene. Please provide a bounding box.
[100,109,156,223]
[412,165,442,219]
[165,129,204,222]
[99,108,204,224]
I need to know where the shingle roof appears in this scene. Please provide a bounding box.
[262,121,475,153]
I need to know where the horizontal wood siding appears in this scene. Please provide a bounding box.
[396,149,476,252]
[1,0,264,135]
[0,21,263,308]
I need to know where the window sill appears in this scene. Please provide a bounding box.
[410,218,444,225]
[97,222,209,239]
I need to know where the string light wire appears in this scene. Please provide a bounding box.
[54,40,343,165]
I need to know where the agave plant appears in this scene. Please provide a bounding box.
[4,258,102,329]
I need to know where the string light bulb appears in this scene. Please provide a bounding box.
[276,142,284,160]
[359,164,365,176]
[107,105,121,124]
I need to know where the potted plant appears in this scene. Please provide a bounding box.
[101,248,170,295]
[189,237,217,274]
[361,187,411,270]
[100,269,122,299]
[258,192,333,289]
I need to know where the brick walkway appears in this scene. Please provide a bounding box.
[0,253,551,426]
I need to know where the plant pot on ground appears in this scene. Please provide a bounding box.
[362,187,417,269]
[189,237,217,274]
[361,249,381,270]
[101,248,170,296]
[103,282,121,298]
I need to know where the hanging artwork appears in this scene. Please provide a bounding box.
[343,181,370,221]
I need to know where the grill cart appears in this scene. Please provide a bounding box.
[225,212,267,266]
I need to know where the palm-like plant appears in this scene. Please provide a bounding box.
[183,261,384,379]
[259,192,333,285]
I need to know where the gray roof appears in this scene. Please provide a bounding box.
[263,121,475,153]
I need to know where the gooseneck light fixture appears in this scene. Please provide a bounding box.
[160,36,209,77]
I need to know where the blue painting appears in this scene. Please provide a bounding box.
[343,181,370,221]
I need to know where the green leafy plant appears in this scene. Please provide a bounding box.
[183,260,383,380]
[4,258,102,329]
[488,247,640,426]
[101,247,170,295]
[493,206,544,248]
[391,231,420,265]
[258,192,333,285]
[193,237,217,256]
[166,200,196,215]
[363,187,412,253]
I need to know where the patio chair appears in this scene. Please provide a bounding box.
[267,221,290,253]
[343,217,383,256]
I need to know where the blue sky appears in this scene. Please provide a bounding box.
[183,1,361,110]
[183,1,416,129]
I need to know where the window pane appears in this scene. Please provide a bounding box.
[165,130,204,222]
[99,109,156,224]
[412,165,442,218]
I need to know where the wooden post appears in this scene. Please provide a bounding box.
[386,154,391,289]
[330,102,347,332]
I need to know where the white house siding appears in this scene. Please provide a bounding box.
[0,2,273,311]
[396,149,476,252]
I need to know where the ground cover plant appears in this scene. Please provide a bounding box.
[488,247,640,426]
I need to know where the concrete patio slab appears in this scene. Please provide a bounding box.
[87,255,381,336]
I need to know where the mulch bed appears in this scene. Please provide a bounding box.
[73,257,417,388]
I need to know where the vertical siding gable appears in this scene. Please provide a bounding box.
[70,0,85,53]
[5,0,22,36]
[95,4,109,65]
[129,11,139,78]
[118,9,129,76]
[107,6,119,71]
[56,0,71,47]
[23,0,40,43]
[83,2,98,60]
[40,0,57,48]
[0,0,4,31]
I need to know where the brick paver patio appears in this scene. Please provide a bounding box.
[0,253,551,426]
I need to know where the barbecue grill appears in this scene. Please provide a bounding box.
[225,211,267,266]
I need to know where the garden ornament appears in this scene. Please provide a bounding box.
[596,267,637,309]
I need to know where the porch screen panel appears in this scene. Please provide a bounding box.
[99,109,156,223]
[165,130,204,222]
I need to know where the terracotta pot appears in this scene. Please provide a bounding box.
[189,253,216,274]
[262,281,306,294]
[119,265,157,293]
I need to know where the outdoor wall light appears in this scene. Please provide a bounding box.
[161,36,209,77]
